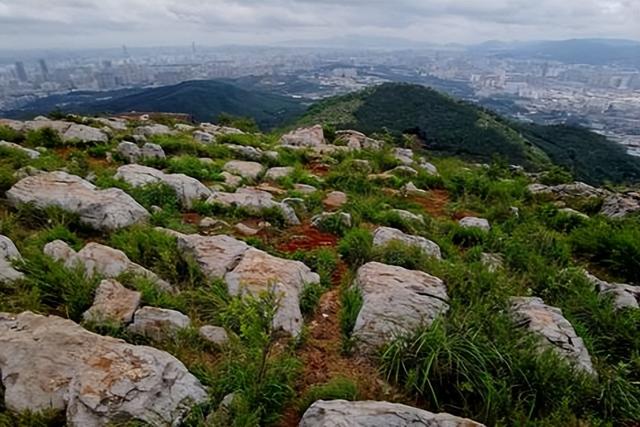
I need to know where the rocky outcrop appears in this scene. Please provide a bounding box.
[0,311,207,426]
[225,248,320,337]
[600,192,640,218]
[116,141,141,163]
[372,226,442,259]
[312,211,352,229]
[127,306,191,341]
[223,160,264,180]
[115,164,211,208]
[134,124,172,137]
[141,142,166,160]
[0,235,23,283]
[335,130,382,150]
[459,216,491,231]
[352,262,449,352]
[280,125,325,147]
[193,130,214,143]
[207,187,300,225]
[0,140,40,158]
[226,144,264,161]
[62,124,108,143]
[82,279,141,324]
[44,240,172,291]
[6,171,149,231]
[393,147,414,165]
[585,272,639,310]
[510,297,595,375]
[299,400,484,427]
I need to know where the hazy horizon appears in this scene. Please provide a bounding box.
[1,0,639,50]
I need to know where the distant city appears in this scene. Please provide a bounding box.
[1,40,639,156]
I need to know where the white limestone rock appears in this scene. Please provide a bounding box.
[82,279,141,324]
[373,226,441,259]
[280,125,325,147]
[62,124,108,143]
[223,160,264,180]
[459,216,491,231]
[0,235,23,283]
[585,272,639,310]
[0,140,40,158]
[127,306,191,341]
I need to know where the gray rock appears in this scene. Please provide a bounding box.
[220,171,243,189]
[44,240,172,291]
[600,193,640,218]
[225,248,320,337]
[293,183,317,194]
[401,181,428,197]
[193,130,214,143]
[280,125,324,147]
[388,165,418,177]
[0,311,207,427]
[480,253,504,272]
[235,222,260,236]
[323,191,348,210]
[312,212,352,229]
[352,262,449,352]
[141,142,165,160]
[23,118,71,133]
[82,279,141,324]
[134,124,172,137]
[226,144,264,160]
[199,325,229,346]
[390,209,424,224]
[116,141,141,163]
[299,400,485,427]
[264,166,294,181]
[0,235,23,283]
[393,147,414,165]
[199,217,230,229]
[127,306,191,341]
[62,124,108,143]
[373,227,441,259]
[459,216,491,231]
[0,140,40,158]
[335,130,382,150]
[419,160,439,176]
[559,207,589,219]
[174,123,195,132]
[223,160,264,180]
[585,272,639,310]
[6,171,149,231]
[510,297,595,375]
[207,187,299,225]
[115,164,211,208]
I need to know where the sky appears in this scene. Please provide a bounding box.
[0,0,639,50]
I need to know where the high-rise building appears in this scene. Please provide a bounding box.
[14,61,28,82]
[38,59,49,79]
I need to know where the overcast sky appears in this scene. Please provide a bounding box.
[0,0,639,50]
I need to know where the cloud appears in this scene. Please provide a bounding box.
[0,0,638,49]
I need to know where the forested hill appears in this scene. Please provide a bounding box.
[296,82,640,185]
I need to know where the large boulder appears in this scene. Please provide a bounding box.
[82,279,141,324]
[510,297,595,375]
[373,226,441,259]
[225,248,320,337]
[0,311,207,426]
[352,262,449,352]
[299,400,485,427]
[141,142,166,160]
[0,235,23,283]
[6,171,149,231]
[223,160,264,181]
[116,141,141,163]
[127,306,191,341]
[585,272,639,310]
[62,124,108,143]
[280,125,324,147]
[115,164,211,208]
[44,240,172,291]
[0,140,40,158]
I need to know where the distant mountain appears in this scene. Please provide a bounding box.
[470,38,640,66]
[7,80,307,129]
[296,82,640,185]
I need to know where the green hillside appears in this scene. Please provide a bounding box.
[297,83,640,185]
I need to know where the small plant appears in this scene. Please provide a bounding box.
[339,285,363,341]
[297,377,359,414]
[338,228,373,267]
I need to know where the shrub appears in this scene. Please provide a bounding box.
[299,282,324,317]
[338,228,373,268]
[167,155,222,181]
[339,285,363,340]
[25,128,62,148]
[0,124,22,142]
[297,377,359,414]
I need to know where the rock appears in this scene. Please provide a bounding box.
[174,123,195,132]
[167,231,250,279]
[459,216,491,231]
[223,160,264,180]
[134,124,172,137]
[116,141,141,163]
[372,227,441,259]
[600,193,640,218]
[127,306,191,341]
[131,134,147,144]
[419,160,439,175]
[280,125,324,147]
[0,118,25,131]
[335,130,382,150]
[559,207,589,219]
[207,187,300,225]
[585,272,639,310]
[141,142,165,160]
[280,202,302,226]
[0,235,23,283]
[62,124,108,143]
[6,171,149,231]
[220,171,243,189]
[199,325,229,346]
[388,165,418,177]
[24,118,71,133]
[393,147,414,165]
[294,183,317,194]
[264,166,293,181]
[510,297,595,375]
[115,164,211,208]
[401,181,428,197]
[225,248,320,337]
[44,240,172,291]
[390,209,424,224]
[82,279,141,324]
[95,117,127,131]
[0,140,40,158]
[299,400,484,427]
[235,222,260,236]
[480,253,504,272]
[200,123,244,136]
[0,311,207,426]
[199,217,230,229]
[193,130,214,143]
[352,262,449,352]
[312,212,352,229]
[323,191,348,210]
[226,144,264,161]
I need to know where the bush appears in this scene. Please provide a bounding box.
[297,377,359,414]
[167,155,222,181]
[0,125,22,142]
[25,128,62,148]
[339,286,363,340]
[338,228,373,268]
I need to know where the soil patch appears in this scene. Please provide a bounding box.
[409,189,450,219]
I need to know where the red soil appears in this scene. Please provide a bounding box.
[275,223,339,253]
[409,188,450,219]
